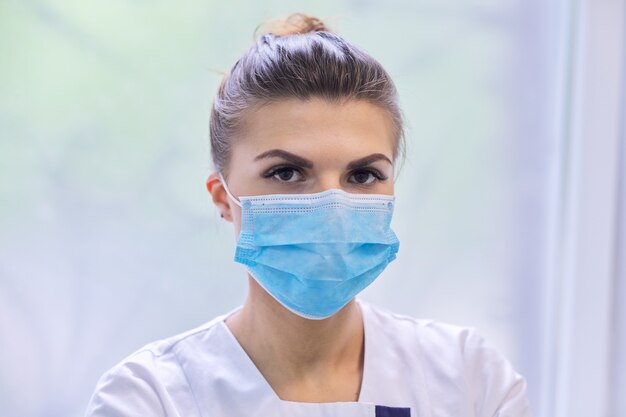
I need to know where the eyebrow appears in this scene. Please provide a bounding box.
[253,149,392,169]
[254,149,314,168]
[346,153,393,169]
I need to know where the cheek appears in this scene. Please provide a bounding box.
[230,203,243,240]
[383,181,395,194]
[374,180,394,196]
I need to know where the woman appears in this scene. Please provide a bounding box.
[86,13,532,417]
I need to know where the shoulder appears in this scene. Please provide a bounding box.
[359,300,533,416]
[84,311,234,417]
[360,298,478,351]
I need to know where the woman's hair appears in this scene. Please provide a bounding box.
[209,13,405,175]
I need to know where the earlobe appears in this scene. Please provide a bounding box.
[206,173,233,222]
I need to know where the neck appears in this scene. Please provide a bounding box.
[226,276,364,387]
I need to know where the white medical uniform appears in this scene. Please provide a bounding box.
[85,300,532,417]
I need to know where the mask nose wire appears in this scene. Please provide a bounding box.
[218,172,242,208]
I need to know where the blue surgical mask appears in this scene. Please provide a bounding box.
[219,174,400,320]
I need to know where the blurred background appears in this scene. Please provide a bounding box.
[0,1,624,416]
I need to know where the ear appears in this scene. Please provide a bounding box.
[206,172,233,222]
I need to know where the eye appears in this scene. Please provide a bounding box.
[348,168,386,185]
[264,166,304,183]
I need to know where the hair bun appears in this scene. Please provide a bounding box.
[256,13,332,37]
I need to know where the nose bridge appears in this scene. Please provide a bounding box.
[312,170,343,193]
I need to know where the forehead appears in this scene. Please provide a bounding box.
[233,97,396,159]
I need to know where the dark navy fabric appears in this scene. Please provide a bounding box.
[374,405,411,417]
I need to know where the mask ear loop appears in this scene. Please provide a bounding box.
[218,172,242,208]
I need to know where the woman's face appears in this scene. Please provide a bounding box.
[208,97,396,235]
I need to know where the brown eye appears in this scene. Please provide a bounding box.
[353,171,373,184]
[349,169,382,185]
[269,167,303,183]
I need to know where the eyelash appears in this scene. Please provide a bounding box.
[262,165,304,182]
[350,168,388,184]
[262,166,388,184]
